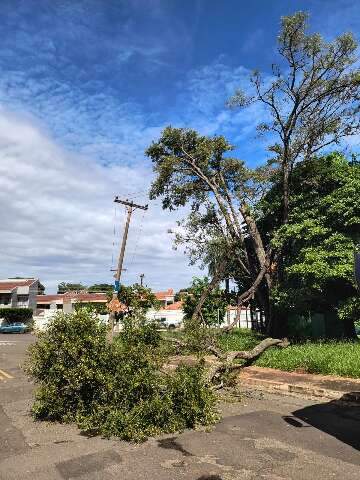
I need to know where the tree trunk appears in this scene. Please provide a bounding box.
[191,260,226,322]
[267,307,288,338]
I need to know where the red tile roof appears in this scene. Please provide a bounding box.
[0,283,18,292]
[155,289,174,300]
[70,293,108,302]
[36,295,64,304]
[0,279,36,286]
[36,293,108,304]
[164,301,183,311]
[0,279,36,292]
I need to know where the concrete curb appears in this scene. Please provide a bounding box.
[239,367,360,403]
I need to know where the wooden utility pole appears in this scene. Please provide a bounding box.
[139,273,145,287]
[108,197,148,340]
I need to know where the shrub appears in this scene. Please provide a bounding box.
[0,307,33,323]
[25,309,218,442]
[25,309,111,421]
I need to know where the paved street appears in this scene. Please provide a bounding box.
[1,334,360,479]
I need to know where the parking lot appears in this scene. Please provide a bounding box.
[1,333,360,479]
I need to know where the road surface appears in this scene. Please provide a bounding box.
[1,333,359,479]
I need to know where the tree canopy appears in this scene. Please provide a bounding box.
[146,12,360,338]
[57,282,87,294]
[258,153,360,335]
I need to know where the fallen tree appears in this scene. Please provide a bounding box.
[165,326,289,388]
[204,337,290,387]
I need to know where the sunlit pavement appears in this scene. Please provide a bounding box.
[1,334,359,480]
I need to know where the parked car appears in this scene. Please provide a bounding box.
[0,322,29,333]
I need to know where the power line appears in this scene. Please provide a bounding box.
[127,208,146,270]
[108,197,148,340]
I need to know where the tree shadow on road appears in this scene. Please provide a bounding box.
[157,436,193,457]
[196,476,222,480]
[288,393,360,451]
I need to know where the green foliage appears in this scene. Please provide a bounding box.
[260,153,360,314]
[218,328,265,352]
[338,297,360,327]
[57,282,87,294]
[0,307,33,323]
[74,302,108,315]
[146,12,359,340]
[117,283,160,315]
[174,288,189,302]
[229,12,359,169]
[25,309,218,442]
[25,310,110,421]
[147,127,241,210]
[88,283,114,293]
[183,277,227,327]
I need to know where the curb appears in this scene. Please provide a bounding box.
[239,367,360,403]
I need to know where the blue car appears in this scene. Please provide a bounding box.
[0,322,29,333]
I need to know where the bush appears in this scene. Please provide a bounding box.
[0,307,33,323]
[25,309,111,421]
[25,309,218,442]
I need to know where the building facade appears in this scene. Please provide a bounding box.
[0,278,43,311]
[36,292,109,313]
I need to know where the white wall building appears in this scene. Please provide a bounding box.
[146,301,184,328]
[223,306,256,329]
[35,292,108,313]
[0,278,42,311]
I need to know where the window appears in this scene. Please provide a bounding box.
[17,295,29,306]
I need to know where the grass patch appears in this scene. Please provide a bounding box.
[166,328,360,378]
[218,328,264,352]
[221,329,360,378]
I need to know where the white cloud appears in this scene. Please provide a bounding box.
[0,109,201,293]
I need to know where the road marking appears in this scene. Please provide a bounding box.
[0,368,13,379]
[0,341,16,346]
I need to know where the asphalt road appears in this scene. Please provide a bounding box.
[1,333,360,479]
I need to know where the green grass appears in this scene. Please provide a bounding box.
[219,329,360,379]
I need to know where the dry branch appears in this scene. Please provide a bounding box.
[205,337,289,385]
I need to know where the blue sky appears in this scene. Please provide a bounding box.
[0,0,359,292]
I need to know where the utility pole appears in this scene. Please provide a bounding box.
[108,197,148,340]
[139,273,145,287]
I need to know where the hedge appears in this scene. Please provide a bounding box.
[0,308,33,323]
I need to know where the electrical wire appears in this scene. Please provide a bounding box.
[111,204,128,271]
[127,208,146,270]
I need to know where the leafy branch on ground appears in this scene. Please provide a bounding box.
[25,309,218,442]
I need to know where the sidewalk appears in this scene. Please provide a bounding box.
[239,366,360,402]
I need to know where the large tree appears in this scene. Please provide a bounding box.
[258,153,360,337]
[229,11,359,223]
[146,12,359,337]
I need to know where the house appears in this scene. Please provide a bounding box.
[147,300,184,328]
[0,278,43,311]
[155,288,175,307]
[34,292,110,331]
[36,292,109,313]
